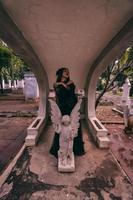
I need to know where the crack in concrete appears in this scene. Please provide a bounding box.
[1,148,65,200]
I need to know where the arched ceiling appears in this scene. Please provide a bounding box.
[1,0,133,88]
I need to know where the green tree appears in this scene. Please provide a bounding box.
[0,46,12,92]
[0,40,30,90]
[96,46,133,108]
[10,54,29,81]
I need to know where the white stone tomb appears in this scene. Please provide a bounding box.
[24,72,39,100]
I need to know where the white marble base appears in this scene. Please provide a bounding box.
[97,136,110,148]
[88,117,110,148]
[58,152,75,172]
[25,117,45,146]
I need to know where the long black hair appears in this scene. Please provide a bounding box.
[56,67,70,82]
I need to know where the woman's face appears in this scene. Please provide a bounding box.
[62,68,70,79]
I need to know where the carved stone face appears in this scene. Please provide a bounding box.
[62,115,71,126]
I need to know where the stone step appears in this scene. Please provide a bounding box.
[0,111,37,117]
[0,95,25,101]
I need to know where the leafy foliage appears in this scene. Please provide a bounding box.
[0,45,12,91]
[0,40,30,91]
[10,55,29,80]
[96,46,133,108]
[0,46,12,68]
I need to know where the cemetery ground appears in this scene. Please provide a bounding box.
[0,93,133,199]
[0,93,38,174]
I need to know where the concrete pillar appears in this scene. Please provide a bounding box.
[17,80,24,88]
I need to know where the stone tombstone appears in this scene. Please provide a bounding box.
[8,80,12,88]
[129,103,133,115]
[121,78,131,108]
[124,103,133,133]
[112,81,118,94]
[114,81,118,87]
[24,72,39,100]
[4,82,9,89]
[14,80,17,88]
[22,79,25,88]
[2,79,5,89]
[17,80,24,88]
[121,78,131,128]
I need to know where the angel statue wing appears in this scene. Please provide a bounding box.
[70,98,82,137]
[49,99,62,133]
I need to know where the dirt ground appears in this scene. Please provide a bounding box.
[96,105,123,122]
[96,105,133,184]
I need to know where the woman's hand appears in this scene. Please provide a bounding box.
[66,80,73,86]
[54,82,67,88]
[61,82,67,88]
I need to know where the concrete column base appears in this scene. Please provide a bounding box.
[88,117,110,148]
[25,116,46,146]
[97,136,110,148]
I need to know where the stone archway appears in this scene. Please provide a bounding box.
[85,17,133,147]
[0,1,133,147]
[0,2,49,118]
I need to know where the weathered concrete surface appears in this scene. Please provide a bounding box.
[0,97,37,174]
[0,117,34,174]
[1,122,133,200]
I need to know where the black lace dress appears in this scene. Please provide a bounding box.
[49,83,85,157]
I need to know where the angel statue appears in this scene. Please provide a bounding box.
[49,98,82,172]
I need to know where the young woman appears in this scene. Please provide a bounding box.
[50,67,85,157]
